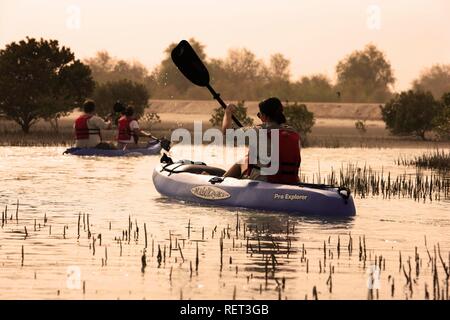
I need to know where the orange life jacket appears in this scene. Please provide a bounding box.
[117,116,138,143]
[246,128,301,185]
[74,114,100,140]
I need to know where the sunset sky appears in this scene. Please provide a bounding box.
[1,0,449,90]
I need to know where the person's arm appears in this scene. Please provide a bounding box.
[93,116,111,130]
[131,128,152,139]
[129,121,147,137]
[222,104,236,134]
[138,129,153,138]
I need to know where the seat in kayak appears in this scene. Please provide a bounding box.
[161,163,226,176]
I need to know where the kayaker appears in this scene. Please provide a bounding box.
[74,100,112,148]
[221,97,301,184]
[116,106,156,149]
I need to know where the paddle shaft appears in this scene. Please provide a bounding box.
[206,84,243,128]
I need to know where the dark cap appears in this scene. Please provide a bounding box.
[83,99,96,113]
[125,106,134,117]
[259,97,286,124]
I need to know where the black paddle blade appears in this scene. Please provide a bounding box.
[159,138,171,152]
[171,40,210,87]
[160,153,174,164]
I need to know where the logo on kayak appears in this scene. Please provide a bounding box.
[191,186,231,200]
[273,193,308,201]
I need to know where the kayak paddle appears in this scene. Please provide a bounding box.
[171,40,243,128]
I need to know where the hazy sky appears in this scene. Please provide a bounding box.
[1,0,449,90]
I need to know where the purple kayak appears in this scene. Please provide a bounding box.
[64,142,162,157]
[153,159,356,217]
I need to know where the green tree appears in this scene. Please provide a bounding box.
[413,64,450,100]
[140,111,161,130]
[152,38,208,99]
[432,92,450,140]
[209,101,254,127]
[0,37,94,133]
[263,53,292,99]
[84,51,148,84]
[336,44,395,102]
[380,90,441,140]
[92,79,150,118]
[293,75,337,102]
[211,48,266,100]
[284,102,315,145]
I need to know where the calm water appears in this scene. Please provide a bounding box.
[0,146,449,300]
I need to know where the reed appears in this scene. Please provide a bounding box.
[144,223,148,249]
[398,149,450,171]
[178,243,185,263]
[163,244,166,264]
[195,242,199,271]
[312,286,318,300]
[337,236,340,259]
[4,201,450,300]
[141,249,147,273]
[77,213,81,239]
[128,215,131,244]
[87,214,91,239]
[313,163,450,202]
[187,219,191,239]
[15,199,19,224]
[220,237,223,267]
[157,244,162,266]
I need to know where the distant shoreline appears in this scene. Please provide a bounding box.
[1,100,449,148]
[148,100,384,121]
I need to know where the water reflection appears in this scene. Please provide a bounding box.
[0,146,449,299]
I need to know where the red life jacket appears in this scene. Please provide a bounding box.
[74,114,100,140]
[246,128,301,185]
[117,116,138,143]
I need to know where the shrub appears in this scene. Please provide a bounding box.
[380,90,441,140]
[283,102,315,145]
[209,100,254,127]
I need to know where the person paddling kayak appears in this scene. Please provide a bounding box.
[116,106,157,149]
[221,97,301,184]
[74,100,112,148]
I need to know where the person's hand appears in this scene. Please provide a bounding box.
[225,104,237,117]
